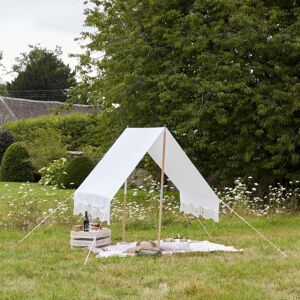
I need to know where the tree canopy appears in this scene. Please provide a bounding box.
[72,0,300,186]
[0,51,8,96]
[7,45,76,102]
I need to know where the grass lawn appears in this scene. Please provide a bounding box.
[0,182,299,299]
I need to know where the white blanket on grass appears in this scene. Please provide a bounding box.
[95,240,242,258]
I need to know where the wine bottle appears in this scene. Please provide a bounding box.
[83,211,89,232]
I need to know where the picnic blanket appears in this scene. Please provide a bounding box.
[94,240,242,258]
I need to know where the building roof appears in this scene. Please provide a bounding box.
[0,96,99,125]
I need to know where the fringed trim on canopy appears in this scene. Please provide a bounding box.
[180,202,219,222]
[73,203,111,224]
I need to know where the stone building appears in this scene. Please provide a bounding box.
[0,96,99,125]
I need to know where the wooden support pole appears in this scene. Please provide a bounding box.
[122,179,128,242]
[157,126,167,249]
[121,125,129,242]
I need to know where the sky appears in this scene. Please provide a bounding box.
[0,0,90,82]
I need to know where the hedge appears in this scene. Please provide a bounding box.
[2,113,121,154]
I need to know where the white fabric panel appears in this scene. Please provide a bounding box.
[74,127,164,222]
[74,127,220,223]
[148,129,219,221]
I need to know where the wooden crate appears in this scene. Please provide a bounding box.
[70,228,111,249]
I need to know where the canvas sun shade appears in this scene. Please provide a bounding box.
[74,127,220,223]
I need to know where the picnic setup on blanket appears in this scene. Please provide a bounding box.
[18,127,288,262]
[94,240,242,258]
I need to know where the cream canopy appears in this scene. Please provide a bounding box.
[74,127,220,223]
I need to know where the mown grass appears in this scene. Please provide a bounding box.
[0,182,299,299]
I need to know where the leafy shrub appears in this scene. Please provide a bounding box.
[24,128,67,170]
[39,158,68,187]
[80,145,103,164]
[60,156,94,188]
[33,171,42,182]
[0,130,14,164]
[0,143,34,182]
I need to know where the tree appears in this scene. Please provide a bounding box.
[0,83,8,96]
[0,51,8,96]
[73,0,300,186]
[7,45,76,102]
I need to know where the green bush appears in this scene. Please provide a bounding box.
[39,158,68,187]
[60,156,95,188]
[24,128,67,170]
[80,145,103,164]
[0,130,14,164]
[0,143,34,182]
